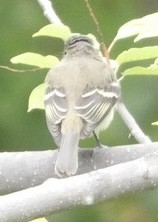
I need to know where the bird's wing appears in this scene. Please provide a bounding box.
[44,85,68,145]
[75,84,119,138]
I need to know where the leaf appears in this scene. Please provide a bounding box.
[29,218,48,222]
[117,46,158,65]
[11,52,59,68]
[114,12,158,42]
[28,83,45,112]
[154,57,158,65]
[152,121,158,126]
[33,24,72,40]
[122,65,158,76]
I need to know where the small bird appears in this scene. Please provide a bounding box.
[44,35,120,177]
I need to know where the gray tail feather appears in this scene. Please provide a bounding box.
[55,132,79,177]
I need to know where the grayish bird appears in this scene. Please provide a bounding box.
[44,35,120,177]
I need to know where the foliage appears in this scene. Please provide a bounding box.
[29,218,48,222]
[9,14,158,126]
[112,12,158,42]
[1,1,158,222]
[11,52,59,68]
[32,24,72,40]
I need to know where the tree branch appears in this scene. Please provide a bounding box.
[0,149,158,222]
[116,101,152,144]
[0,143,158,195]
[36,0,63,24]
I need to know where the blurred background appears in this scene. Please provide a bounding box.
[0,0,158,221]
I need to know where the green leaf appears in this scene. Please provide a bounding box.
[11,52,59,68]
[122,65,158,76]
[154,57,158,65]
[117,46,158,65]
[33,24,72,40]
[29,218,48,222]
[28,83,45,112]
[152,121,158,126]
[114,12,158,42]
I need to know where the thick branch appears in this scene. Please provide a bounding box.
[0,143,158,195]
[0,152,158,222]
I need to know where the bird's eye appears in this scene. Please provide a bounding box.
[64,51,67,55]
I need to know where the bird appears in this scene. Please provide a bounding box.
[44,35,120,177]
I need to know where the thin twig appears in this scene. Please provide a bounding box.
[84,0,110,61]
[0,65,44,73]
[84,0,103,40]
[116,101,152,144]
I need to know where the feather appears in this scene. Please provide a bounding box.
[44,86,68,145]
[75,84,119,138]
[55,132,79,177]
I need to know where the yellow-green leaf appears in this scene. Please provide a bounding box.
[152,121,158,126]
[29,218,48,222]
[122,65,158,76]
[114,12,158,42]
[28,83,45,112]
[117,46,158,65]
[33,24,72,40]
[11,52,59,68]
[154,57,158,65]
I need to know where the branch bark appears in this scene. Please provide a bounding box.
[0,148,158,222]
[0,143,158,195]
[36,0,63,24]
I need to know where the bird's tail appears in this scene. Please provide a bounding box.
[55,132,79,177]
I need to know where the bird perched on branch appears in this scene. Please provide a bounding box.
[44,35,120,177]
